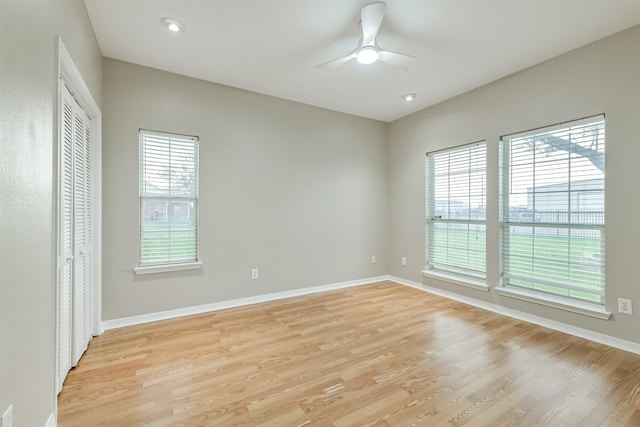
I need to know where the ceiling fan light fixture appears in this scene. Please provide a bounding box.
[402,93,417,102]
[356,46,379,64]
[161,17,185,33]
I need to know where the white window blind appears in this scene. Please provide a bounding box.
[426,142,487,280]
[139,129,199,266]
[500,115,605,304]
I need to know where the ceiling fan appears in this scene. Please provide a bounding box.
[315,2,415,70]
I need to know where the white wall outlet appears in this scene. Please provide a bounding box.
[371,255,376,264]
[2,404,13,427]
[618,298,633,315]
[401,257,407,266]
[251,268,259,280]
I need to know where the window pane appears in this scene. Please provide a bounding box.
[426,142,486,280]
[501,116,604,304]
[140,130,199,266]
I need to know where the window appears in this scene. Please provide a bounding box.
[425,142,487,281]
[139,129,199,268]
[500,115,605,304]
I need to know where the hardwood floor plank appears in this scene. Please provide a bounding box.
[58,281,640,426]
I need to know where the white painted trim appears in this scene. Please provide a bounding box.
[422,270,489,292]
[390,275,640,356]
[93,112,103,336]
[58,41,100,116]
[134,261,203,275]
[45,412,57,427]
[495,286,610,320]
[102,276,390,330]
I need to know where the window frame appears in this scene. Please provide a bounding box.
[425,141,488,287]
[135,129,201,275]
[499,115,605,306]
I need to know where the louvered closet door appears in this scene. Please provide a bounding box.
[81,111,93,359]
[57,82,94,393]
[57,84,74,394]
[72,106,92,365]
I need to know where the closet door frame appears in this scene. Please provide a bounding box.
[55,38,102,395]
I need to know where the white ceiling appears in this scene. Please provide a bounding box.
[84,0,640,122]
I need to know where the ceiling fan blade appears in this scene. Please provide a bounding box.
[361,2,386,45]
[314,52,357,69]
[378,50,416,70]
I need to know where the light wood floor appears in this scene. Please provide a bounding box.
[58,281,640,426]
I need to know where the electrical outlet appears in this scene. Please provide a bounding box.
[371,255,376,264]
[618,298,633,315]
[401,257,407,266]
[2,404,13,427]
[251,268,259,280]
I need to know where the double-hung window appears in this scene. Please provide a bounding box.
[138,129,199,271]
[425,142,487,281]
[500,115,605,304]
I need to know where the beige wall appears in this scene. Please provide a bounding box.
[101,59,388,321]
[0,0,102,425]
[388,26,640,342]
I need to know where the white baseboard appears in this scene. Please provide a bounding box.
[45,412,56,427]
[102,275,391,330]
[101,273,640,356]
[390,275,640,356]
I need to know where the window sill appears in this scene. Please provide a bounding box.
[495,286,611,320]
[134,261,203,275]
[422,270,489,292]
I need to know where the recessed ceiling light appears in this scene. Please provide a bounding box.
[161,17,185,33]
[402,93,417,102]
[356,46,379,65]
